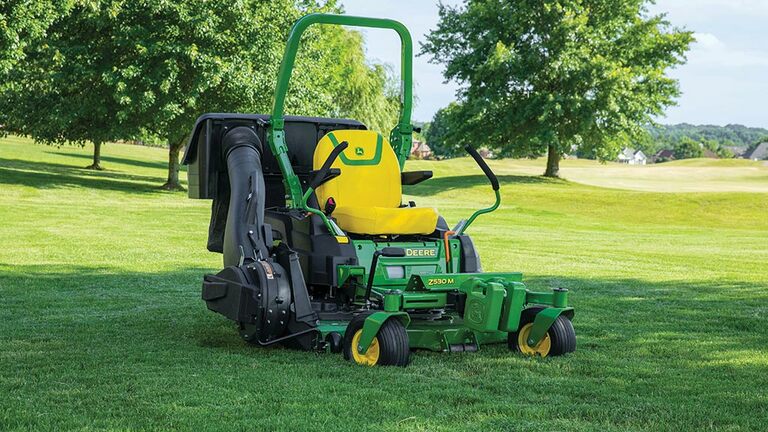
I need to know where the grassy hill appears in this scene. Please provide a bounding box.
[1,136,767,431]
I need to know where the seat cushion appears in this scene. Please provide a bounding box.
[333,206,439,235]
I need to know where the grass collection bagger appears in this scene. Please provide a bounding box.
[183,14,576,366]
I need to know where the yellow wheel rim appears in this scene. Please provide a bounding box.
[517,323,551,357]
[351,329,380,366]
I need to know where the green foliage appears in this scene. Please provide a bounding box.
[2,0,399,186]
[413,121,429,143]
[421,0,693,173]
[312,27,399,135]
[718,146,735,159]
[0,0,72,74]
[424,102,465,158]
[646,123,768,154]
[673,136,703,159]
[0,2,123,146]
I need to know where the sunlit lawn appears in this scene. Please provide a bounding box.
[1,135,767,431]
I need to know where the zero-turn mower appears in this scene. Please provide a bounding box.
[183,13,576,366]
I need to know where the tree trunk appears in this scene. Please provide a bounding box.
[161,137,186,191]
[543,144,560,178]
[85,141,104,170]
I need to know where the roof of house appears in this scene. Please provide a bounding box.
[618,148,646,160]
[745,142,768,160]
[725,146,748,156]
[618,147,635,159]
[655,149,675,159]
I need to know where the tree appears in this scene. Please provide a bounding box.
[3,0,398,187]
[96,0,321,189]
[104,0,398,189]
[673,137,703,159]
[422,0,693,177]
[313,27,400,135]
[424,102,466,158]
[0,1,123,169]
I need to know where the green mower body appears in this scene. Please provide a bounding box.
[183,14,576,366]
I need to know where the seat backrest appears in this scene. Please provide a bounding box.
[313,129,401,211]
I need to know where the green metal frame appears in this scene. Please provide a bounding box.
[267,13,414,215]
[456,189,501,235]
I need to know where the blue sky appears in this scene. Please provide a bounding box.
[340,0,768,128]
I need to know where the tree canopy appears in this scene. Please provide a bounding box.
[646,123,768,153]
[422,0,693,176]
[0,1,128,169]
[2,0,399,188]
[0,0,72,74]
[424,102,465,158]
[673,136,703,159]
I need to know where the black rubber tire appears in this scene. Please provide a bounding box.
[508,308,576,356]
[343,313,410,367]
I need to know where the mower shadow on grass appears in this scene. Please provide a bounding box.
[0,157,165,193]
[404,174,565,196]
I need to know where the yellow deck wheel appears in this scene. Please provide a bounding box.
[517,323,552,357]
[343,314,410,367]
[350,329,381,366]
[508,310,575,357]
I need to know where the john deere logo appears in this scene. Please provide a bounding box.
[355,147,365,156]
[467,301,484,324]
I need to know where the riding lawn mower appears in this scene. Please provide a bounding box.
[183,13,576,366]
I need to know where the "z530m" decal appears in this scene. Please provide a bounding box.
[427,278,455,286]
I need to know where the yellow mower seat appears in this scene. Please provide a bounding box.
[313,129,438,235]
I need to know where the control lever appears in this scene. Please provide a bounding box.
[309,141,348,190]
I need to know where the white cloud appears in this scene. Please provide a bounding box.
[688,32,768,67]
[652,0,768,19]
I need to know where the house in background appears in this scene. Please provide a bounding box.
[617,147,647,165]
[410,139,433,159]
[653,149,675,163]
[725,145,749,158]
[744,142,768,161]
[478,148,494,158]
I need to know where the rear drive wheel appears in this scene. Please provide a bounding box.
[343,314,410,367]
[508,309,576,357]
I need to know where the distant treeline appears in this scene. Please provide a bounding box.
[642,124,768,155]
[420,120,768,160]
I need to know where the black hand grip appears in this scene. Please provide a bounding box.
[465,145,499,191]
[309,141,348,190]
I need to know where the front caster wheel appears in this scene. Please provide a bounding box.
[508,310,576,357]
[343,314,410,367]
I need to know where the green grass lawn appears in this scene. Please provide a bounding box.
[1,136,767,431]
